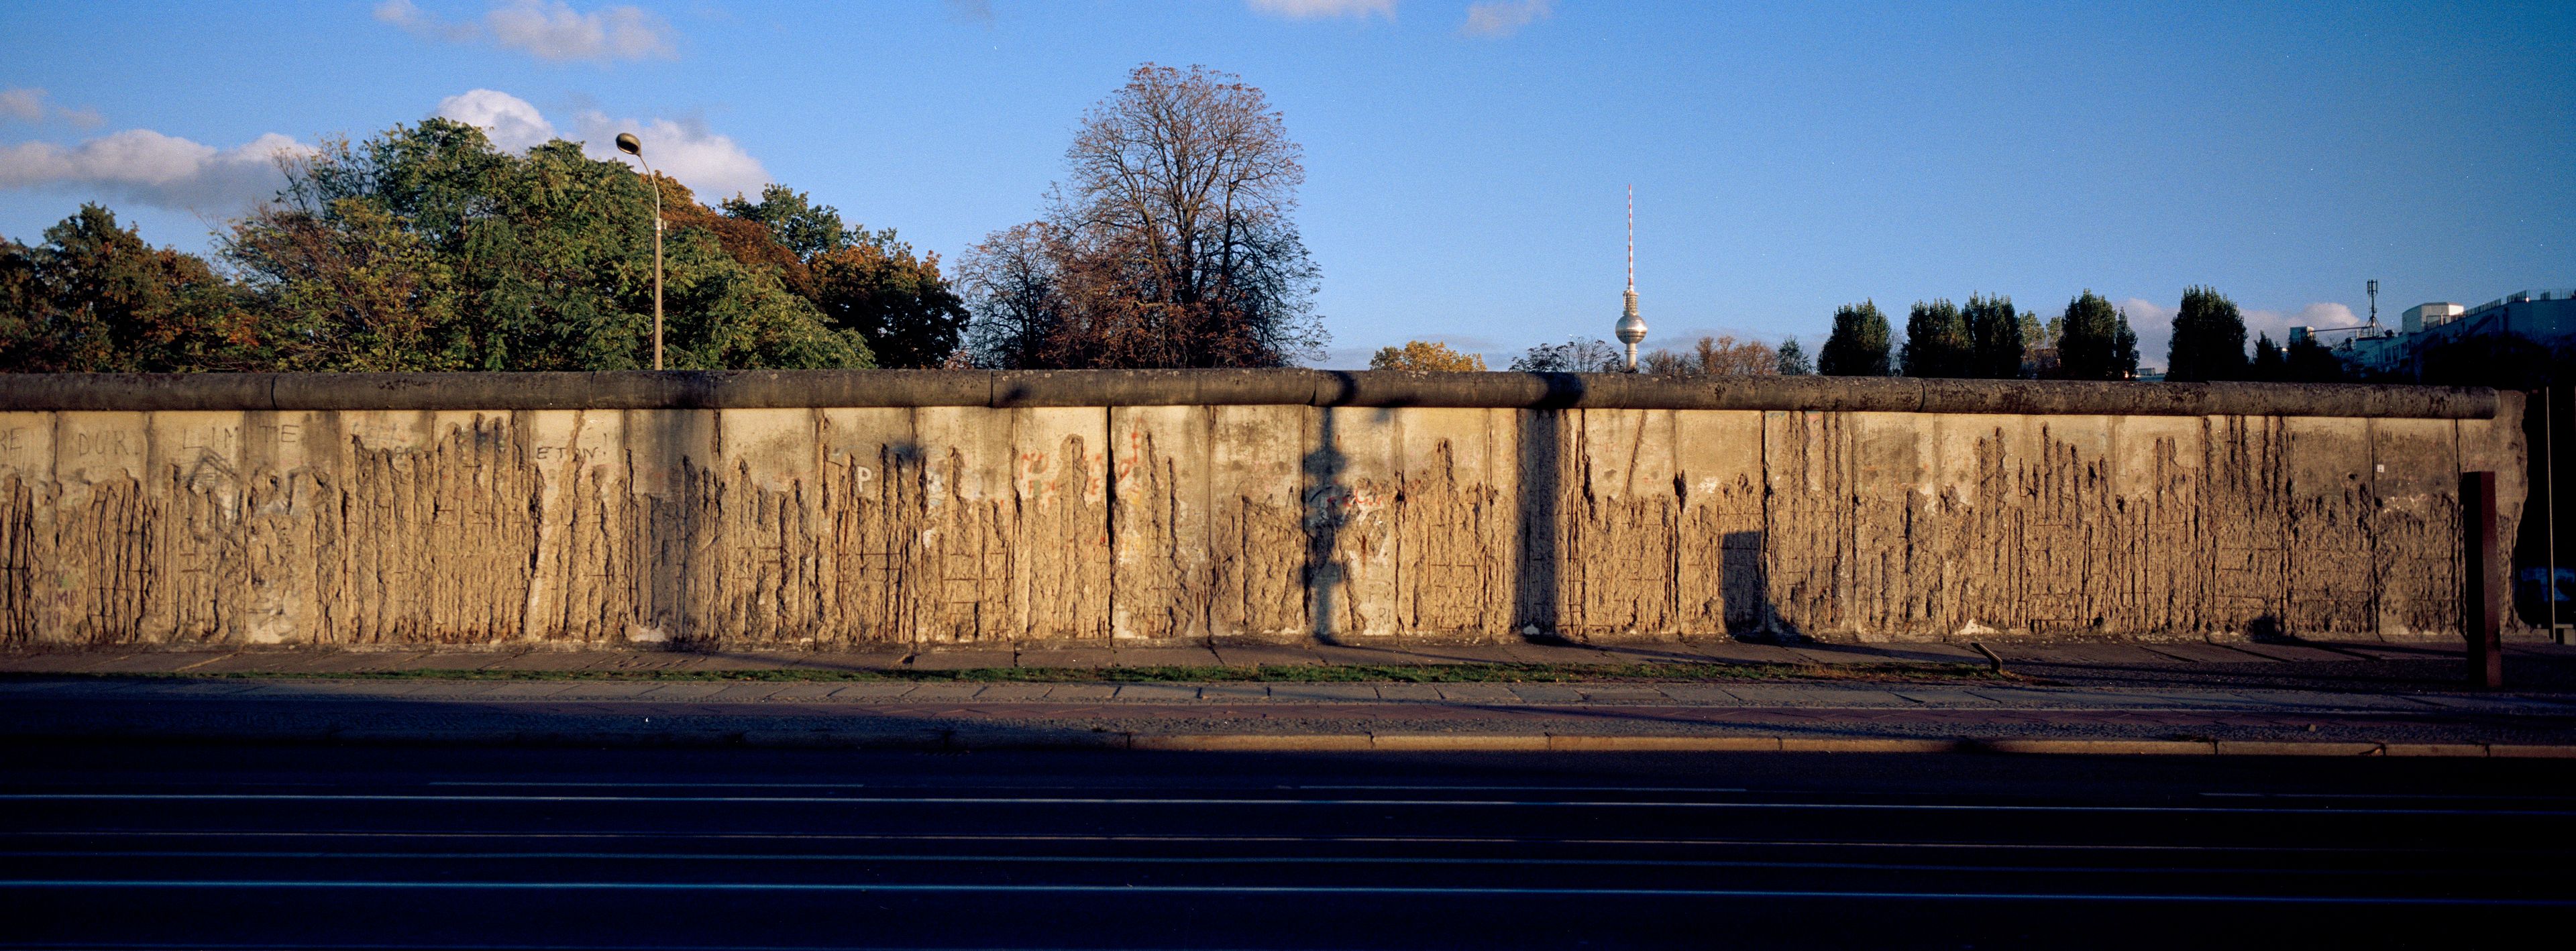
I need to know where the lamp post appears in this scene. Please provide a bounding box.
[615,132,663,371]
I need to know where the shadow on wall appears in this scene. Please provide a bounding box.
[1722,529,1800,642]
[1303,406,1347,646]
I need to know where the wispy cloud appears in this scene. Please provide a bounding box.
[435,88,768,200]
[945,0,995,23]
[376,0,678,64]
[1247,0,1397,20]
[2118,296,2175,372]
[0,128,311,212]
[0,87,107,128]
[1462,0,1552,38]
[2245,302,2363,344]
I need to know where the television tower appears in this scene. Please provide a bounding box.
[1613,184,1647,370]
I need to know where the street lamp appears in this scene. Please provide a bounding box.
[615,132,663,371]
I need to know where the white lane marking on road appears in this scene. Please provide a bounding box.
[0,880,2566,906]
[0,793,2563,816]
[15,830,2546,855]
[0,850,2473,876]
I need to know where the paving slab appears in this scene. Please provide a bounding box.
[1588,644,1715,665]
[1721,685,1913,707]
[903,683,989,702]
[2137,643,2277,664]
[1675,642,1809,665]
[1210,645,1324,667]
[1500,642,1625,665]
[908,651,1014,671]
[478,683,580,699]
[1375,683,1443,702]
[0,651,122,673]
[1845,644,1990,664]
[1988,645,2178,665]
[1112,683,1201,702]
[1197,684,1272,702]
[1041,684,1119,702]
[574,653,704,671]
[1432,683,1519,703]
[1656,685,1747,704]
[486,652,622,672]
[681,653,807,671]
[709,683,791,702]
[825,683,918,700]
[1344,645,1517,665]
[384,651,531,672]
[761,683,852,701]
[969,683,1061,702]
[1577,686,1673,704]
[794,652,910,673]
[1115,647,1224,667]
[2226,642,2370,663]
[633,683,733,700]
[1506,684,1585,704]
[1015,648,1116,669]
[1267,683,1381,702]
[81,653,235,673]
[1307,645,1454,666]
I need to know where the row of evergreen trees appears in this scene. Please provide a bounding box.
[1806,286,2345,382]
[1815,290,2138,380]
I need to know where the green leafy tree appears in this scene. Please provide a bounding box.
[1818,300,1891,376]
[1899,298,1971,378]
[2282,335,2349,383]
[2251,332,2284,380]
[1509,338,1625,372]
[1,205,261,372]
[224,119,871,372]
[2165,285,2248,382]
[2053,290,2137,380]
[1775,336,1813,375]
[1962,293,2023,379]
[722,186,967,368]
[1371,340,1486,372]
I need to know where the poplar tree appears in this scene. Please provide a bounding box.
[1818,300,1892,376]
[2054,290,2137,380]
[1899,298,1971,378]
[1962,293,2023,379]
[2164,285,2248,382]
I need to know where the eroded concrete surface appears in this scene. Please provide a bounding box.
[0,400,2525,648]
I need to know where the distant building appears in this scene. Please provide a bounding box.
[2299,288,2575,380]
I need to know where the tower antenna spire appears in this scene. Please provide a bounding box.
[1614,184,1647,370]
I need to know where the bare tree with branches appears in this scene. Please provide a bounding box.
[959,64,1326,368]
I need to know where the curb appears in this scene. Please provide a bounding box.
[11,727,2576,758]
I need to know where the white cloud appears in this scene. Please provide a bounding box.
[1,87,108,128]
[436,89,561,152]
[1462,0,1552,37]
[378,0,677,64]
[0,129,311,211]
[1247,0,1397,19]
[433,89,767,199]
[0,89,40,123]
[2245,302,2363,345]
[573,111,766,201]
[2118,296,2175,372]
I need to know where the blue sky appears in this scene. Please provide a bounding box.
[3,1,2569,370]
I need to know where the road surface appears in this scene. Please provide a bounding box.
[2,740,2569,948]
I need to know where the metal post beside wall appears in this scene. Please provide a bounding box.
[2462,470,2504,689]
[2546,386,2562,644]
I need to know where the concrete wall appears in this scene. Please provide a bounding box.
[0,371,2523,648]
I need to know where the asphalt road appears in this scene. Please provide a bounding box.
[2,742,2570,950]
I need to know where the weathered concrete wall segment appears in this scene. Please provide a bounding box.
[0,372,2524,647]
